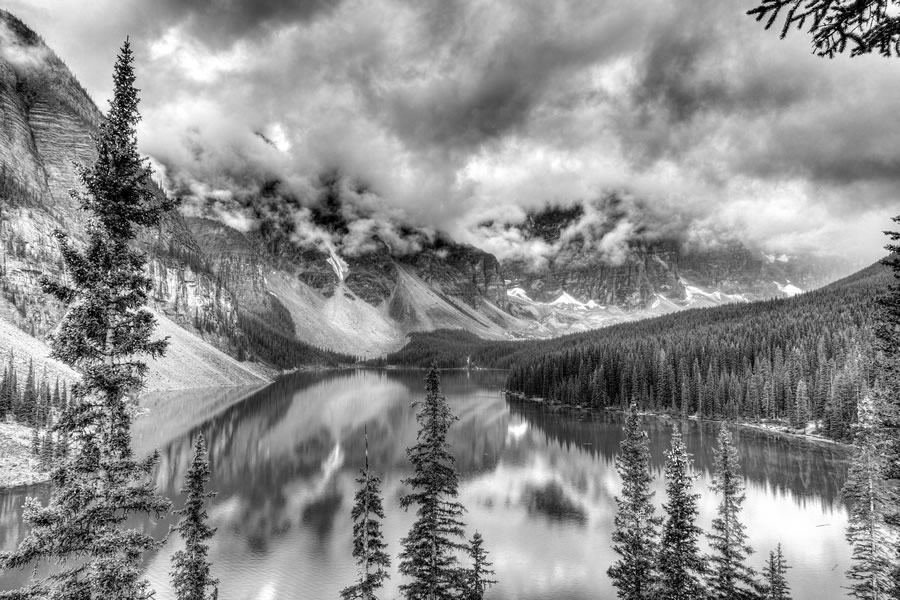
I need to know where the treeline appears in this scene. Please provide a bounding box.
[373,329,515,368]
[235,306,356,368]
[0,353,69,426]
[506,265,884,442]
[1,353,72,467]
[609,406,791,599]
[380,263,888,442]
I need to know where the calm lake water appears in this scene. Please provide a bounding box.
[0,369,852,599]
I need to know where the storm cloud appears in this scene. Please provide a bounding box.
[7,0,897,263]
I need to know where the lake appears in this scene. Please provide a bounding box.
[0,369,853,599]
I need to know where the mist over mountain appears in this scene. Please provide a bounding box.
[0,6,874,381]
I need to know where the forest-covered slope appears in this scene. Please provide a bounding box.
[381,260,888,441]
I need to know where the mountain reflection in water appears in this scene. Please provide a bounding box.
[0,369,852,600]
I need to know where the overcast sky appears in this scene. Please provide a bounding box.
[8,0,898,263]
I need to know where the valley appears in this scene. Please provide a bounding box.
[0,3,896,600]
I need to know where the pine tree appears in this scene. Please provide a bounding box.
[658,426,705,599]
[762,544,791,600]
[29,426,39,457]
[0,39,174,599]
[398,367,469,600]
[39,418,53,469]
[707,424,760,600]
[843,393,896,599]
[792,380,810,429]
[341,427,390,600]
[171,435,219,600]
[608,403,661,599]
[747,0,900,58]
[18,360,34,424]
[464,532,496,600]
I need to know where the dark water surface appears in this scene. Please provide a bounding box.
[0,369,852,599]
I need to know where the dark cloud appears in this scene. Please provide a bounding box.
[152,0,341,46]
[5,0,897,265]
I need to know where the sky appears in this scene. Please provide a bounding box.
[7,0,898,264]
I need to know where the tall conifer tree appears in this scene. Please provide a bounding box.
[843,394,896,600]
[171,435,219,600]
[464,532,496,600]
[707,424,760,600]
[0,39,173,599]
[658,426,705,599]
[608,404,661,599]
[398,367,468,600]
[341,427,390,600]
[761,544,791,600]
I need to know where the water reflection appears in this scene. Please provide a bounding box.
[0,369,852,600]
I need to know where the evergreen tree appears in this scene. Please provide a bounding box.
[39,420,53,470]
[464,532,496,600]
[18,360,34,424]
[171,435,219,600]
[792,380,810,429]
[843,393,896,599]
[341,427,390,600]
[707,424,760,600]
[658,426,705,599]
[29,426,39,457]
[762,544,791,600]
[398,367,469,600]
[0,39,174,599]
[608,404,661,599]
[747,0,900,58]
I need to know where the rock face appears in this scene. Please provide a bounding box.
[0,11,267,385]
[0,9,862,366]
[185,217,518,356]
[502,205,854,309]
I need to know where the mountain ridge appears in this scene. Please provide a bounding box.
[0,9,861,376]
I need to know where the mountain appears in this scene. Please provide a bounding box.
[0,10,861,383]
[380,260,887,443]
[0,11,267,389]
[0,10,525,380]
[494,202,857,336]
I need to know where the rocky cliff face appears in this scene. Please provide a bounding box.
[185,216,518,355]
[0,11,267,385]
[502,205,854,309]
[0,9,862,365]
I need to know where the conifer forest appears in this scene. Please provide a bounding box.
[2,1,900,599]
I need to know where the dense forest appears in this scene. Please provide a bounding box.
[0,353,71,464]
[377,261,888,442]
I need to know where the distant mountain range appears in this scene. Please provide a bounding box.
[0,10,860,385]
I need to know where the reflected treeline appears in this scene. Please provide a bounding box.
[507,399,851,512]
[0,370,852,599]
[142,369,510,550]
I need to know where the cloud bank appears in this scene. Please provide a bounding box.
[7,0,897,264]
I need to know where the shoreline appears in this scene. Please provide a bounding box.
[0,380,275,491]
[503,391,854,450]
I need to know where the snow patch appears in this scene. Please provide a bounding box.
[775,281,803,296]
[507,287,534,302]
[549,292,586,309]
[326,247,349,282]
